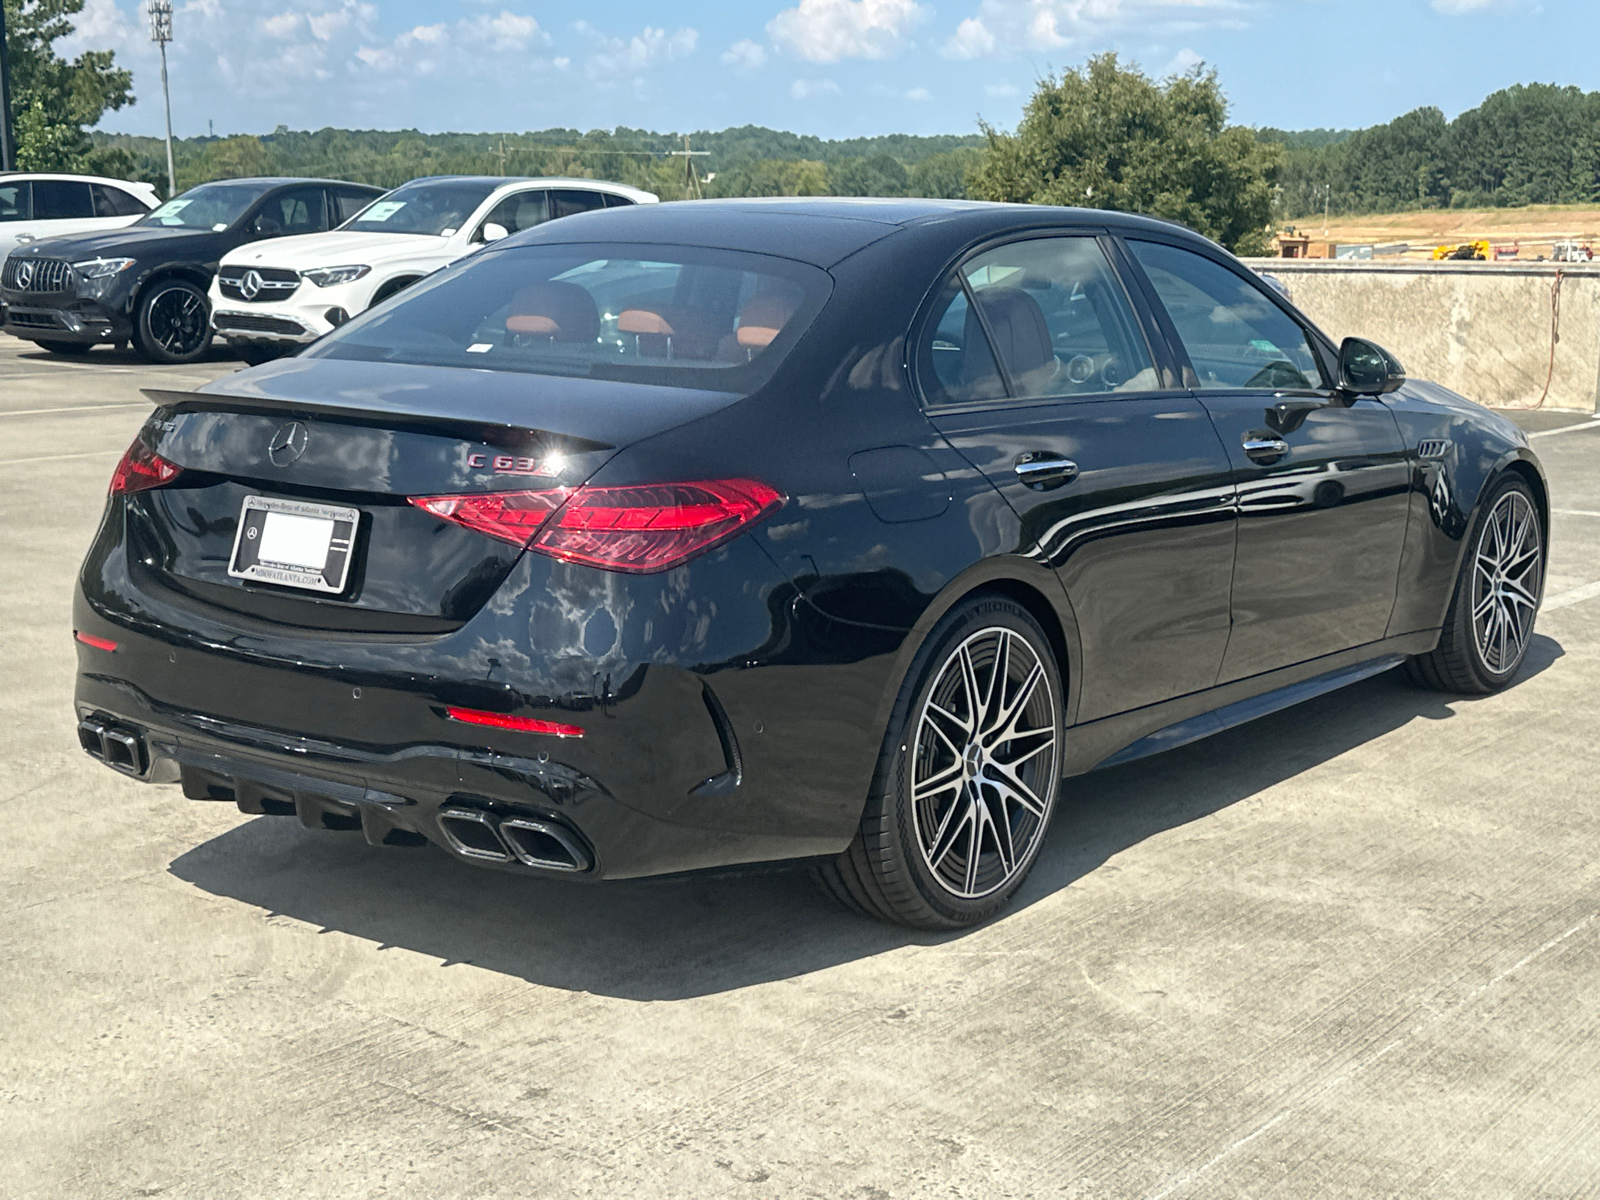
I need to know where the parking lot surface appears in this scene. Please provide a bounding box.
[3,335,1599,1198]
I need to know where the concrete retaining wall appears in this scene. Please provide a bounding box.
[1240,259,1600,413]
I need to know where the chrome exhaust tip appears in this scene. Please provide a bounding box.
[499,816,591,873]
[436,807,514,863]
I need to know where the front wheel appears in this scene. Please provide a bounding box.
[135,279,213,364]
[1408,474,1544,693]
[815,595,1064,929]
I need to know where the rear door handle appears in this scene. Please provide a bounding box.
[1241,433,1290,462]
[1013,452,1080,490]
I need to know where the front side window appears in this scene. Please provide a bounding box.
[1129,240,1323,391]
[306,242,831,394]
[252,186,327,236]
[0,182,31,222]
[918,234,1157,405]
[140,182,274,230]
[342,180,500,237]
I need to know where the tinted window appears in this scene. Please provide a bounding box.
[343,180,499,236]
[308,243,831,393]
[0,182,31,222]
[91,184,150,217]
[548,189,607,219]
[31,180,95,220]
[253,186,327,236]
[477,190,549,239]
[1130,240,1323,391]
[965,237,1157,398]
[141,182,275,229]
[333,187,379,224]
[920,279,1006,404]
[602,193,634,208]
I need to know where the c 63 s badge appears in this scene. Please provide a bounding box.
[466,452,563,477]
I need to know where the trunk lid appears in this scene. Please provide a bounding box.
[132,361,741,633]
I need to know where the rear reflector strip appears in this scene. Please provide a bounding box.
[74,631,118,652]
[445,706,584,738]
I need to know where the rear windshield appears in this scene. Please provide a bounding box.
[307,243,832,392]
[341,180,498,236]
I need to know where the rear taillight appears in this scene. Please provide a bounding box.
[445,706,584,738]
[110,439,181,496]
[410,479,783,574]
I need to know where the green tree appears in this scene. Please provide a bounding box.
[828,154,908,196]
[706,158,829,197]
[908,146,983,198]
[967,54,1281,253]
[4,0,134,171]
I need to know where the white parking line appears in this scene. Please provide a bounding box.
[0,449,122,467]
[0,403,152,418]
[1554,509,1600,518]
[1545,580,1600,613]
[1528,420,1600,440]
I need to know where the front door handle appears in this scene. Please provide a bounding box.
[1014,452,1080,490]
[1241,433,1290,462]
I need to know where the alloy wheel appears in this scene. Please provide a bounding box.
[910,626,1058,900]
[1471,488,1542,675]
[147,286,209,358]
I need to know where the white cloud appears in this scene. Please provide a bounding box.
[790,77,842,99]
[1161,46,1203,74]
[721,38,770,70]
[1431,0,1505,11]
[941,0,1242,58]
[985,82,1020,97]
[768,0,930,63]
[581,24,699,81]
[906,86,931,100]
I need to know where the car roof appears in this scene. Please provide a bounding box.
[183,177,382,189]
[0,172,159,191]
[397,175,656,198]
[506,196,1215,268]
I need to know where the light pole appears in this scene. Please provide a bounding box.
[148,0,175,198]
[0,1,16,172]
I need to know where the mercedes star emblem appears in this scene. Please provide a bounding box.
[239,269,264,301]
[268,421,310,467]
[16,261,35,289]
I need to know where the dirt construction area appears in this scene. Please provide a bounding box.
[4,335,1600,1198]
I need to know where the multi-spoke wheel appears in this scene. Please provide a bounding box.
[1408,474,1544,694]
[815,595,1063,929]
[135,279,213,364]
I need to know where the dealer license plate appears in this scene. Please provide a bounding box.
[227,495,360,595]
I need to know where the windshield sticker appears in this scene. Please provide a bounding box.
[361,201,407,222]
[467,343,493,354]
[150,199,191,223]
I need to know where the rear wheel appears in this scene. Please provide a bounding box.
[815,595,1063,929]
[1408,474,1544,693]
[135,279,212,364]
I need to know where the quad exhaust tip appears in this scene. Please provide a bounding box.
[78,716,146,777]
[437,806,591,873]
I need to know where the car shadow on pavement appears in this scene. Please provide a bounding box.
[168,635,1562,1002]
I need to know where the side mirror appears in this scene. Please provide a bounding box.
[1338,337,1405,396]
[480,222,510,243]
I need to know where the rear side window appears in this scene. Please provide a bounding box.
[478,190,549,239]
[602,193,634,208]
[0,182,31,222]
[333,188,377,224]
[307,242,832,394]
[1129,240,1323,391]
[31,180,95,220]
[548,190,607,219]
[91,184,149,217]
[918,234,1157,405]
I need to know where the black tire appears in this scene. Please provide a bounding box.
[33,339,93,356]
[814,594,1064,929]
[370,276,419,306]
[134,279,213,364]
[1407,474,1544,694]
[232,341,287,367]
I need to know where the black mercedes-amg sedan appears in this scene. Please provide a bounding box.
[2,176,383,363]
[73,199,1547,929]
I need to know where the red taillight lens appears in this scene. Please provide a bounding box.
[536,479,784,573]
[110,439,181,496]
[74,631,118,652]
[410,479,784,573]
[408,489,571,546]
[445,706,584,738]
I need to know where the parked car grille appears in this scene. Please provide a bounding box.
[2,258,72,293]
[216,266,301,303]
[214,312,307,337]
[5,309,67,330]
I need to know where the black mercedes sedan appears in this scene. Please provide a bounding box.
[72,199,1547,929]
[2,176,383,363]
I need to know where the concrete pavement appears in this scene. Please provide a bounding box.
[3,335,1599,1198]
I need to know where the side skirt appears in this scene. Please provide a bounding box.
[1066,631,1439,777]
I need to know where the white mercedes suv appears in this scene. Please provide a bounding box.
[1,172,159,261]
[209,175,657,362]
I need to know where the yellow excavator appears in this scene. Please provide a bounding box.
[1432,240,1492,261]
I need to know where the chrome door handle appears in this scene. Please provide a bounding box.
[1013,453,1080,490]
[1241,433,1290,461]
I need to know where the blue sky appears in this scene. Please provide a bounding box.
[65,0,1600,141]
